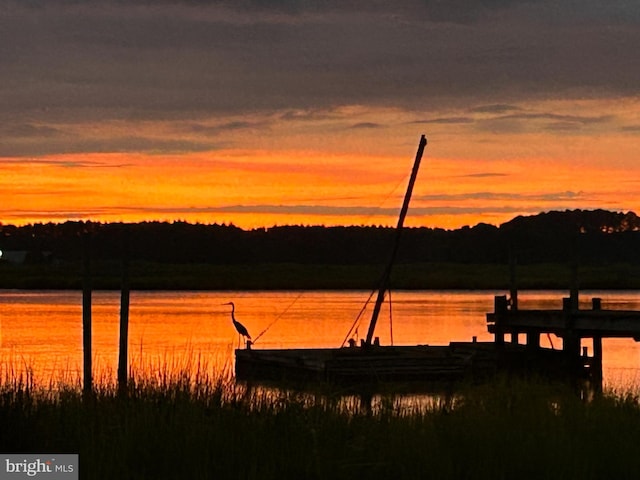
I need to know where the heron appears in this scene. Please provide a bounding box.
[222,302,251,347]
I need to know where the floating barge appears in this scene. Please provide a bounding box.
[236,330,603,387]
[236,343,494,385]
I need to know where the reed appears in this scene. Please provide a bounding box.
[2,368,640,479]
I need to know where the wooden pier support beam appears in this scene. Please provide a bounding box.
[509,247,518,311]
[118,227,130,394]
[569,228,581,313]
[561,332,583,377]
[592,335,603,391]
[526,331,540,351]
[493,295,508,346]
[82,234,92,395]
[592,298,602,311]
[562,334,581,356]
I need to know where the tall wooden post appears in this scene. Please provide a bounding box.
[570,233,580,311]
[562,296,581,374]
[592,300,603,392]
[493,295,508,346]
[526,330,540,351]
[570,262,579,312]
[567,240,581,375]
[509,246,518,311]
[592,335,603,392]
[118,227,130,393]
[82,234,93,395]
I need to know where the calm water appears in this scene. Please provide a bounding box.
[2,290,640,388]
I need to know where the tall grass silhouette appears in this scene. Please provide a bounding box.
[3,355,640,479]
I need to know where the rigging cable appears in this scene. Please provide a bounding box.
[339,170,412,346]
[547,333,555,350]
[354,171,411,226]
[252,291,305,345]
[341,288,377,347]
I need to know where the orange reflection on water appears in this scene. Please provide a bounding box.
[2,290,640,389]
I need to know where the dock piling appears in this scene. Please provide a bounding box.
[118,227,130,393]
[592,298,602,311]
[509,246,518,311]
[592,335,603,389]
[82,233,92,395]
[493,295,508,346]
[526,331,540,351]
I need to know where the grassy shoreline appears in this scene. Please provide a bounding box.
[2,370,640,479]
[1,261,640,290]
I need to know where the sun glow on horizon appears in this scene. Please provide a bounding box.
[3,98,640,230]
[2,143,639,230]
[3,0,640,232]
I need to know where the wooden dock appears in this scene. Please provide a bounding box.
[236,292,635,388]
[487,293,640,386]
[488,295,640,340]
[236,342,501,386]
[234,136,639,390]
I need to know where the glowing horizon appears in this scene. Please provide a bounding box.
[2,134,638,230]
[2,2,639,229]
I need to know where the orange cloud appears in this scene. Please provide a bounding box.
[3,98,640,229]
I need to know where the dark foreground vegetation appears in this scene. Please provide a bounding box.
[1,209,639,289]
[3,371,640,479]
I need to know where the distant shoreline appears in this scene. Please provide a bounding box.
[1,261,639,290]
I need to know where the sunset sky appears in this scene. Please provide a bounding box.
[2,0,639,229]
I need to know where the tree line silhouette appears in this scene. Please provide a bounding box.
[1,209,639,266]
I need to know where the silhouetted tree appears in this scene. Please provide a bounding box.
[0,210,638,266]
